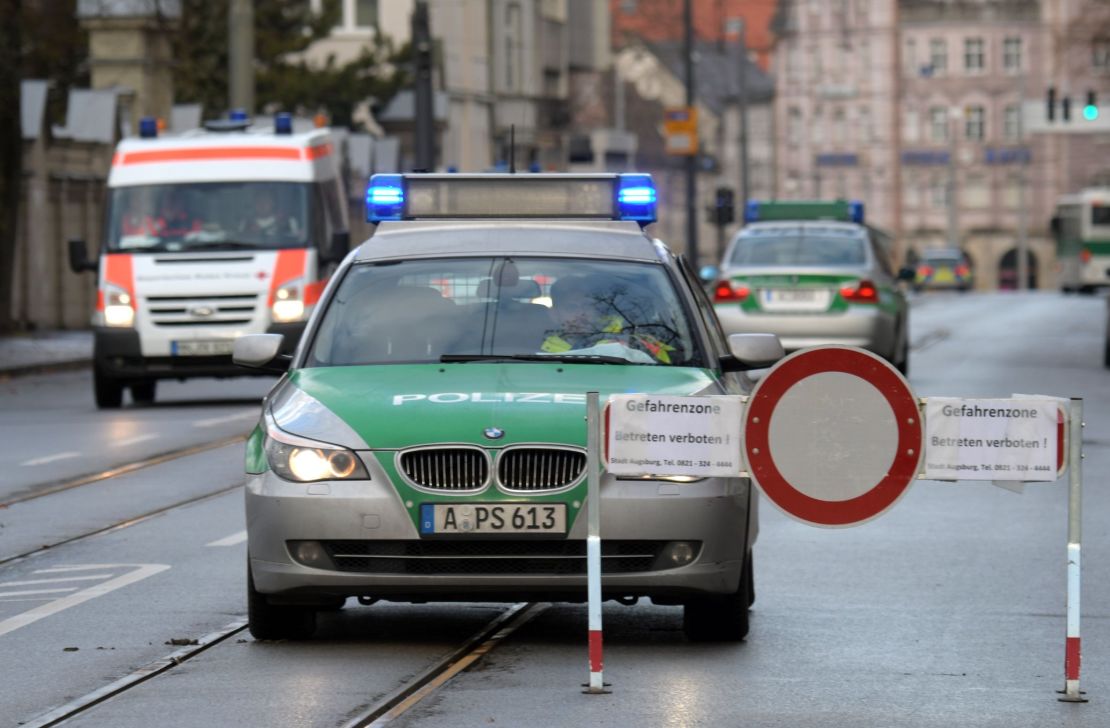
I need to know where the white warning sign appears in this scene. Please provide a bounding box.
[924,398,1058,481]
[606,395,742,478]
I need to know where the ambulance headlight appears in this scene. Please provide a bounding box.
[271,279,305,323]
[103,285,135,328]
[265,433,369,482]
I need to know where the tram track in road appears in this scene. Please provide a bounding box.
[19,604,547,728]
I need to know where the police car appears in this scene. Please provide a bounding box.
[234,173,784,641]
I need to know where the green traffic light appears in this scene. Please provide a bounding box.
[1083,105,1099,121]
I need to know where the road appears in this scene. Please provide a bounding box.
[1,291,1108,727]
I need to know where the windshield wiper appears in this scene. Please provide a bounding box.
[441,353,634,365]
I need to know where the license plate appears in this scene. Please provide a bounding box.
[420,503,567,535]
[171,339,235,356]
[760,288,830,311]
[933,268,955,282]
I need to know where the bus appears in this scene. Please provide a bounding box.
[1053,188,1110,293]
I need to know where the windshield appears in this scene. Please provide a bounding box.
[307,257,701,367]
[105,182,310,252]
[729,228,867,267]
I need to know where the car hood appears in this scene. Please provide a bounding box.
[278,363,724,449]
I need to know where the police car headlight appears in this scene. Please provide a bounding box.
[264,432,369,482]
[271,279,305,323]
[103,285,135,328]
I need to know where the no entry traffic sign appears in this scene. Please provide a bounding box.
[744,345,923,527]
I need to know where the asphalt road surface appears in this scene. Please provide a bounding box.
[2,291,1108,728]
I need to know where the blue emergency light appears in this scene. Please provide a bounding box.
[229,109,250,122]
[365,174,406,222]
[138,116,159,138]
[616,174,657,223]
[274,112,293,135]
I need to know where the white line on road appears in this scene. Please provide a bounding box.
[33,565,124,574]
[116,433,159,447]
[0,588,80,598]
[0,564,170,638]
[192,411,258,428]
[206,530,247,547]
[20,451,81,467]
[0,575,114,587]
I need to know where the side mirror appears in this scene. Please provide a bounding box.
[698,264,719,282]
[897,266,916,282]
[720,333,785,372]
[323,231,350,265]
[68,239,97,274]
[233,334,290,371]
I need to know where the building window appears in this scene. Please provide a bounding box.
[904,108,920,142]
[833,107,846,145]
[787,107,802,146]
[929,38,947,75]
[505,1,522,92]
[354,0,377,28]
[965,38,985,73]
[1003,175,1022,208]
[1004,104,1021,140]
[965,174,989,208]
[930,106,949,142]
[812,109,824,145]
[904,38,916,76]
[965,105,985,140]
[1003,37,1022,72]
[930,176,948,208]
[1094,39,1110,70]
[858,106,872,143]
[620,0,637,14]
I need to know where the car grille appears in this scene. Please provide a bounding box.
[319,540,694,575]
[143,293,260,327]
[399,447,489,491]
[498,447,586,491]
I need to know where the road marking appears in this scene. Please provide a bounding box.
[0,564,169,638]
[206,530,247,547]
[0,575,115,587]
[116,434,158,447]
[34,565,125,574]
[192,411,258,428]
[0,588,80,598]
[20,452,81,467]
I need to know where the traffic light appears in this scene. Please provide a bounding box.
[1084,90,1099,121]
[1062,95,1071,122]
[707,186,735,226]
[1047,87,1056,121]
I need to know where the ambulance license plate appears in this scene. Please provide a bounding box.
[172,339,235,356]
[420,503,566,535]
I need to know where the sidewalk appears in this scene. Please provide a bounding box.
[0,330,94,377]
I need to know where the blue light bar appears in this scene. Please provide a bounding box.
[848,200,865,224]
[616,174,657,223]
[138,116,158,138]
[274,112,293,135]
[229,108,250,122]
[366,174,406,222]
[744,200,761,223]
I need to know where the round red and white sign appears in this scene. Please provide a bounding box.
[744,346,922,528]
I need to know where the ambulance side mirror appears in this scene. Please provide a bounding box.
[720,333,785,372]
[322,231,350,265]
[233,334,290,372]
[68,239,97,274]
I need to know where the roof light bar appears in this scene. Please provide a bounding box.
[366,174,406,222]
[138,116,158,139]
[616,174,657,223]
[274,112,293,135]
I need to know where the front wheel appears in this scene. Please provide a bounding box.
[247,562,316,640]
[683,550,752,642]
[130,379,156,405]
[94,368,123,409]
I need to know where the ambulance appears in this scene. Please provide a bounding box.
[69,112,350,408]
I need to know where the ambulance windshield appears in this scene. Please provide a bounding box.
[105,182,310,251]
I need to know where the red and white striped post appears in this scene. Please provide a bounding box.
[584,392,609,694]
[1059,398,1087,702]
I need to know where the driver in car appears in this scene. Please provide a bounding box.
[541,274,675,363]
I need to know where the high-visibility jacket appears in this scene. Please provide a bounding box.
[541,314,675,364]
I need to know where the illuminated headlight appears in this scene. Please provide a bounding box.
[264,431,369,482]
[103,285,135,327]
[271,279,305,323]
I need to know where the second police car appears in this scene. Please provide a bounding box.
[235,173,785,642]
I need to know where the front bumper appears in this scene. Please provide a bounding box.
[247,466,755,603]
[94,322,303,381]
[715,305,895,355]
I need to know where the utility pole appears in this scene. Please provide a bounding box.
[413,1,435,172]
[1017,70,1029,290]
[736,18,750,208]
[947,106,960,251]
[228,0,254,113]
[683,0,699,268]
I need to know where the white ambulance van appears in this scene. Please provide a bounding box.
[70,112,350,408]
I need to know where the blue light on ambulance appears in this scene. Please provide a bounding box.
[616,174,657,223]
[366,174,406,222]
[138,116,159,138]
[274,112,293,135]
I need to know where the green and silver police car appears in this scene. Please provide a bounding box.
[234,173,784,642]
[711,200,911,374]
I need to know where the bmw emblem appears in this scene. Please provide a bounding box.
[483,427,505,440]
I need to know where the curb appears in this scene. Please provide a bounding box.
[0,358,92,380]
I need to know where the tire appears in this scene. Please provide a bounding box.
[683,550,752,642]
[94,368,124,409]
[130,380,156,405]
[247,562,316,640]
[1104,339,1110,369]
[895,335,910,377]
